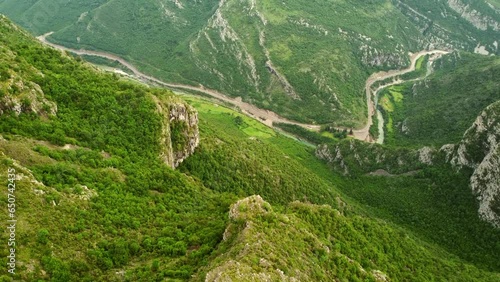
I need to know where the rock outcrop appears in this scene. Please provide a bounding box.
[447,0,500,31]
[315,140,426,176]
[0,80,57,117]
[0,48,57,117]
[204,195,300,282]
[442,101,500,227]
[201,195,391,281]
[153,95,199,169]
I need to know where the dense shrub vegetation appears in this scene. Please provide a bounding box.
[378,52,500,147]
[2,0,497,126]
[0,12,499,282]
[0,17,232,281]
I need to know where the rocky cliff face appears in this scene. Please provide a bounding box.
[447,0,500,31]
[442,101,500,227]
[153,95,199,169]
[315,140,427,176]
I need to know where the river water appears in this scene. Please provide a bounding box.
[376,110,385,144]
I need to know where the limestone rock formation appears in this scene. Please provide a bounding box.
[447,0,500,31]
[315,140,425,176]
[0,82,57,117]
[153,95,199,169]
[442,101,500,227]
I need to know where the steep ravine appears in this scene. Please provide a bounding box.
[316,100,500,228]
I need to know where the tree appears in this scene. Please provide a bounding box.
[37,229,50,245]
[234,116,244,126]
[151,259,160,272]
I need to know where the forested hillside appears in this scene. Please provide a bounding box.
[196,196,499,281]
[1,15,500,281]
[316,137,500,272]
[0,14,231,280]
[378,52,500,147]
[1,0,498,126]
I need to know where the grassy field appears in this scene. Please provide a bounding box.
[415,55,425,70]
[182,96,276,140]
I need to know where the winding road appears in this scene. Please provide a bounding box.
[354,50,449,142]
[37,32,448,142]
[37,32,319,131]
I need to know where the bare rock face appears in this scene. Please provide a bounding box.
[442,101,500,227]
[418,146,434,165]
[447,0,500,31]
[153,95,199,169]
[470,146,500,227]
[168,102,200,168]
[316,144,349,175]
[315,140,425,176]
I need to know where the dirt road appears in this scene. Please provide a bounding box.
[37,32,320,131]
[353,50,450,142]
[37,32,448,141]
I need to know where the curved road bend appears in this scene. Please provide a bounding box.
[37,32,448,142]
[354,50,449,142]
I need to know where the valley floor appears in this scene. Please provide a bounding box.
[38,32,449,144]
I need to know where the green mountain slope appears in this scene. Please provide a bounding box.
[378,52,500,147]
[195,195,499,281]
[317,136,500,271]
[1,14,500,281]
[1,0,499,126]
[0,14,341,281]
[0,14,231,281]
